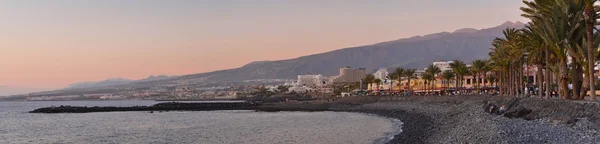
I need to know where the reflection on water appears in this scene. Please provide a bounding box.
[0,101,401,144]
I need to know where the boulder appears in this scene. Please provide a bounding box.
[550,116,577,124]
[503,107,532,119]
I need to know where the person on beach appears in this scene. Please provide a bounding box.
[486,103,497,114]
[497,104,506,115]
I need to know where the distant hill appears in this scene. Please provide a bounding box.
[171,21,525,83]
[66,75,176,89]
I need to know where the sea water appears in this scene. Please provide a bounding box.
[0,101,402,144]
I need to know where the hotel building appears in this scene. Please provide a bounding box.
[330,67,367,83]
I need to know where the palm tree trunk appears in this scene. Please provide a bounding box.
[455,76,459,93]
[537,63,544,98]
[424,81,427,96]
[505,70,508,96]
[586,19,596,102]
[500,71,504,96]
[408,78,411,95]
[581,68,589,100]
[504,67,510,96]
[545,48,551,99]
[476,73,480,93]
[516,63,520,97]
[558,61,569,99]
[462,76,465,92]
[433,80,436,95]
[513,64,516,97]
[508,65,512,96]
[483,72,487,88]
[520,61,524,97]
[479,72,483,92]
[572,63,583,100]
[586,6,597,102]
[423,80,426,95]
[515,62,523,97]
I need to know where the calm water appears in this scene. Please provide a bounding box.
[0,101,402,144]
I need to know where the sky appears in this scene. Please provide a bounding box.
[0,0,528,96]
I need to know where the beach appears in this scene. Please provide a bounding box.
[260,95,600,143]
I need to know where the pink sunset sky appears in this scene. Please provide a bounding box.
[0,0,527,95]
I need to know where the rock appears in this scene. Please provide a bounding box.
[522,111,537,120]
[503,107,532,119]
[550,116,572,124]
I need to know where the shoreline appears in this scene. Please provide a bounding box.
[348,109,432,144]
[255,102,434,144]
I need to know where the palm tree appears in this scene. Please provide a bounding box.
[387,71,398,91]
[580,0,598,101]
[471,60,487,92]
[482,60,491,87]
[450,60,467,90]
[394,68,405,91]
[362,74,375,90]
[426,64,441,94]
[404,69,417,94]
[522,24,547,98]
[493,0,600,100]
[487,75,497,87]
[489,41,511,96]
[442,70,455,94]
[521,0,556,99]
[374,78,382,91]
[537,0,585,99]
[421,73,433,95]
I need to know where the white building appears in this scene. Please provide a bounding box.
[433,61,453,72]
[330,67,367,83]
[415,69,426,77]
[374,67,389,81]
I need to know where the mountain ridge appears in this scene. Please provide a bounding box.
[34,21,525,94]
[163,21,525,84]
[66,75,176,89]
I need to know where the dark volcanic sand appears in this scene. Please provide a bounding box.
[262,95,600,144]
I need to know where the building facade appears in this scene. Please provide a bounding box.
[433,60,454,72]
[373,67,389,81]
[330,67,367,83]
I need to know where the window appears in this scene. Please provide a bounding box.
[466,79,471,84]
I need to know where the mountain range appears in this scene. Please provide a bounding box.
[166,21,525,83]
[66,75,175,89]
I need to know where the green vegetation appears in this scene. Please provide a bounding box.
[450,60,469,90]
[425,64,441,94]
[374,78,382,90]
[362,74,376,90]
[489,0,600,101]
[442,70,455,91]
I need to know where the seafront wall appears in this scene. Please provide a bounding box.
[30,102,260,113]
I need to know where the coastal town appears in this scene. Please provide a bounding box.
[6,1,600,144]
[19,58,600,102]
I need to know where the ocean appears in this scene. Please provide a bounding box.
[0,100,402,144]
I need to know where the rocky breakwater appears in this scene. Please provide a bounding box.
[29,102,262,113]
